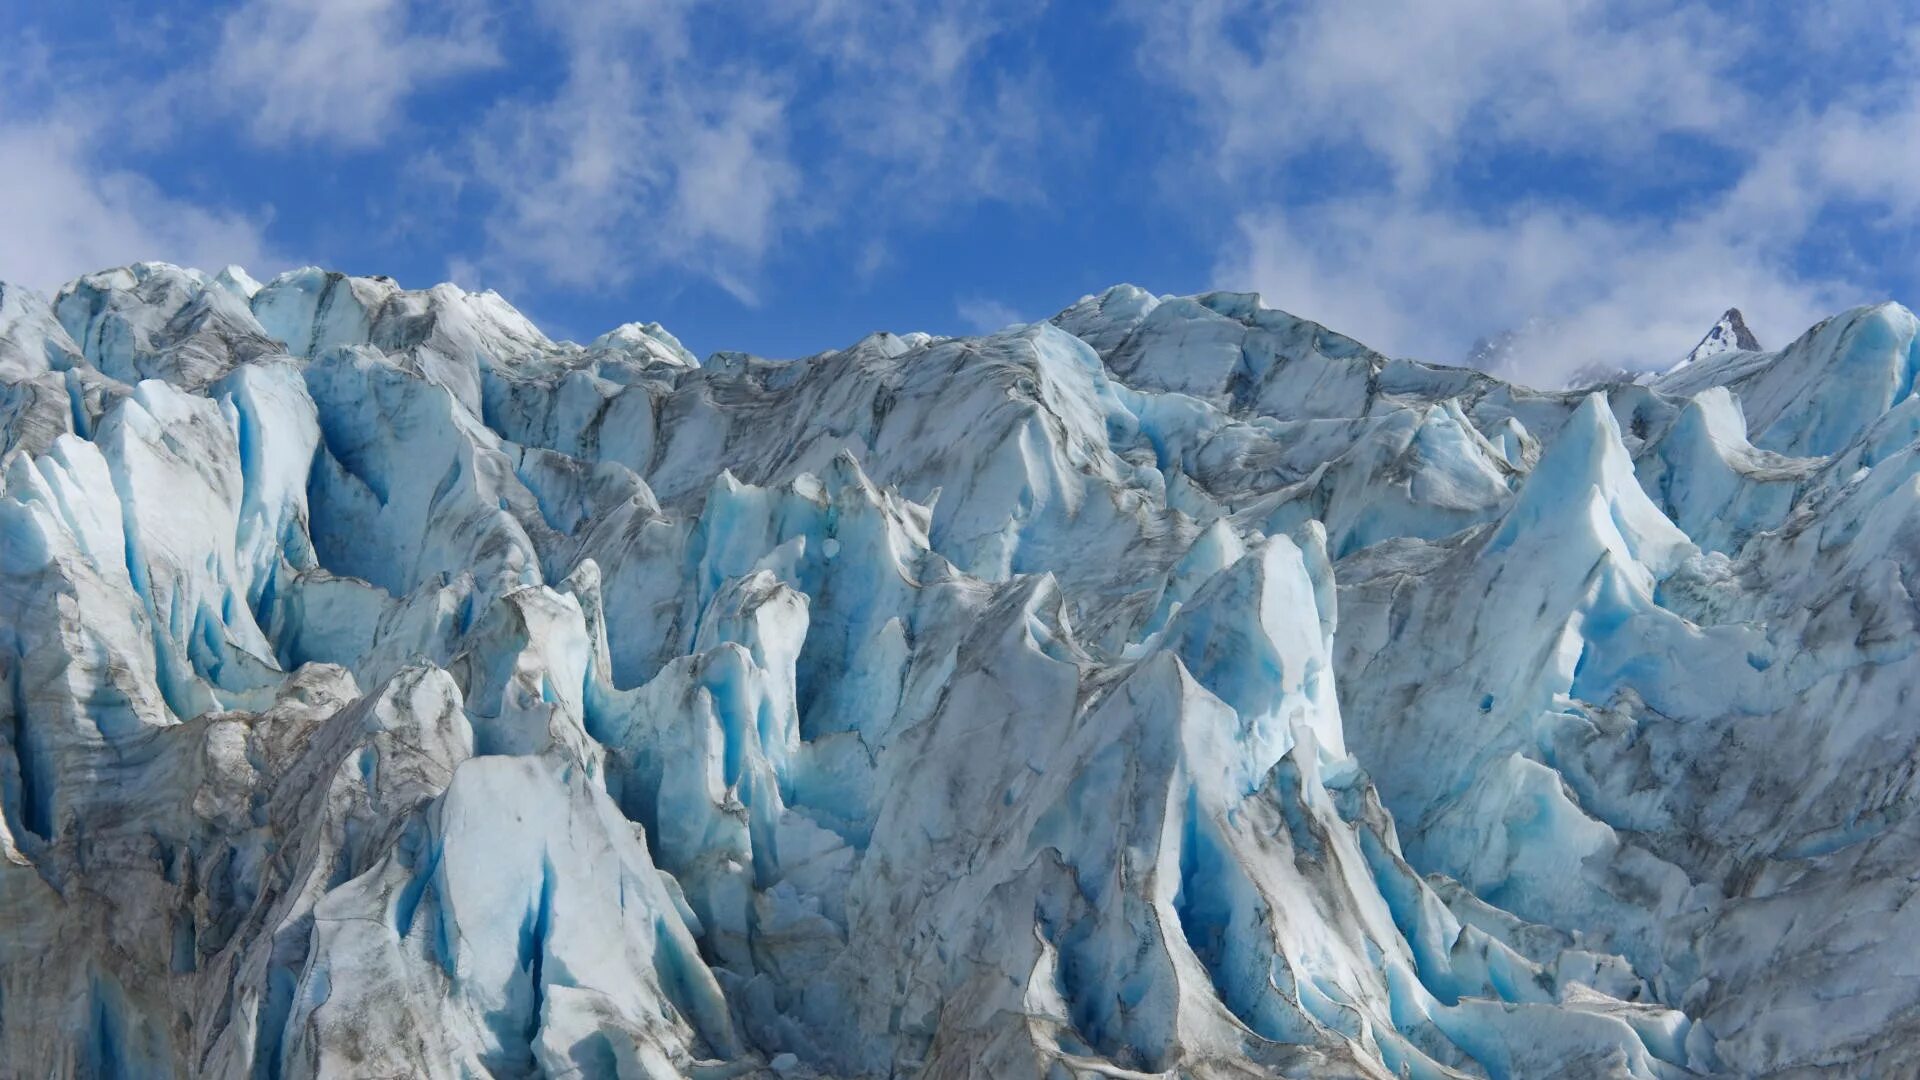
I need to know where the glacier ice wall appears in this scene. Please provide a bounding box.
[2,264,1918,1077]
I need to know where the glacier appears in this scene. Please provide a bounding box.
[1,262,1918,1077]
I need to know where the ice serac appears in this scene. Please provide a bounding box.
[0,262,1915,1077]
[1632,388,1818,554]
[1658,302,1920,456]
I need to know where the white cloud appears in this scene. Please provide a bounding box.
[1220,199,1850,386]
[215,0,498,148]
[0,28,275,292]
[956,296,1025,333]
[457,0,1053,298]
[1132,0,1920,383]
[1128,0,1743,189]
[778,1,1053,210]
[4,0,1059,307]
[0,117,275,293]
[460,2,796,299]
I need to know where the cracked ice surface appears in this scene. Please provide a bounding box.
[1,265,1917,1077]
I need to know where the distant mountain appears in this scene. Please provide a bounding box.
[1672,306,1762,370]
[1462,315,1550,373]
[1470,307,1767,389]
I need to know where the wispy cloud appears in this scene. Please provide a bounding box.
[6,0,1914,369]
[956,296,1025,333]
[454,0,1057,300]
[0,25,278,293]
[1219,199,1851,385]
[0,121,275,293]
[1128,0,1742,190]
[0,0,1064,310]
[780,1,1055,212]
[214,0,499,149]
[455,2,795,301]
[1131,0,1920,384]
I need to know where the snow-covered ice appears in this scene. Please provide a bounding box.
[1,263,1917,1077]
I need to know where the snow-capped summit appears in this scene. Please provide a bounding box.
[1474,309,1766,391]
[3,261,1920,1077]
[1463,315,1553,373]
[1467,317,1652,390]
[1672,306,1761,370]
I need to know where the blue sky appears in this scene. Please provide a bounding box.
[4,0,1918,384]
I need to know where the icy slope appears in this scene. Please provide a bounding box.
[1,264,1917,1077]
